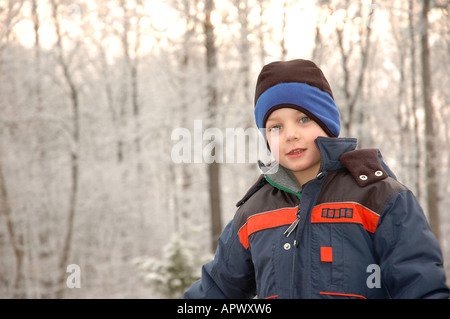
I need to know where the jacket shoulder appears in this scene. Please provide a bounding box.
[339,148,395,187]
[319,167,408,218]
[236,174,267,207]
[234,175,298,233]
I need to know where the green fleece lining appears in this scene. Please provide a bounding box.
[265,175,302,199]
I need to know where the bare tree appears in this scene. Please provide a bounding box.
[256,0,267,66]
[170,0,200,235]
[408,0,422,200]
[389,3,414,191]
[0,0,25,52]
[0,160,24,297]
[311,1,373,138]
[311,5,330,65]
[280,0,288,60]
[232,0,255,129]
[31,0,42,113]
[119,0,144,176]
[334,1,373,137]
[50,0,81,298]
[420,0,440,241]
[204,0,222,253]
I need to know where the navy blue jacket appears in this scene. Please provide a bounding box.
[184,137,450,299]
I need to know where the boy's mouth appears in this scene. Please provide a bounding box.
[286,148,306,159]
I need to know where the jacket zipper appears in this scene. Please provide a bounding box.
[288,202,301,298]
[284,171,324,239]
[284,205,300,238]
[286,173,325,297]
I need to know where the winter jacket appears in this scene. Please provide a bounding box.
[184,137,450,299]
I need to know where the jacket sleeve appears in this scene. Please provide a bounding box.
[183,219,256,299]
[374,190,450,299]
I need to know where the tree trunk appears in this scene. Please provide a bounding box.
[420,0,440,242]
[257,0,267,66]
[280,0,288,60]
[204,0,222,253]
[50,0,80,298]
[335,5,372,138]
[0,161,25,298]
[179,0,197,235]
[408,0,422,201]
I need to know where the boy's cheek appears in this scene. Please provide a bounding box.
[268,141,281,161]
[267,132,281,151]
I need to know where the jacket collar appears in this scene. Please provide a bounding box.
[259,137,357,196]
[315,136,357,171]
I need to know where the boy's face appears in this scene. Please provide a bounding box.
[266,108,328,186]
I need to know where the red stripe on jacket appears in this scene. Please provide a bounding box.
[238,207,298,249]
[311,202,380,233]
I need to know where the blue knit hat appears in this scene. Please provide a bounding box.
[254,59,340,137]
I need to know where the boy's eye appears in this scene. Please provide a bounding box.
[268,125,281,132]
[299,117,310,124]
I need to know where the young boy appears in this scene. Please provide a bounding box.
[184,59,450,299]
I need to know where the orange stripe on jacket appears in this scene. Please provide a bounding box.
[238,207,298,249]
[311,202,380,233]
[319,291,367,299]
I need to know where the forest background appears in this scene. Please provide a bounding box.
[0,0,449,298]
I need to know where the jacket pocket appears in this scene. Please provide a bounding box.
[329,224,345,288]
[312,224,345,292]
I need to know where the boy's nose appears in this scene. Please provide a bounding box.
[286,126,301,141]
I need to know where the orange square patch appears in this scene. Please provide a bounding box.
[321,247,333,262]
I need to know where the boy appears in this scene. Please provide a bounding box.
[184,59,450,299]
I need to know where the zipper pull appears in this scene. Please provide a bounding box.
[284,218,299,237]
[284,208,301,237]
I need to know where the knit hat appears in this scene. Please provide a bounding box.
[254,59,340,137]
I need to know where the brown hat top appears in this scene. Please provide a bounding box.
[254,59,334,105]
